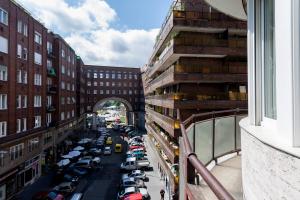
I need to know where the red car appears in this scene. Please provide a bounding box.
[129,146,145,152]
[123,193,143,200]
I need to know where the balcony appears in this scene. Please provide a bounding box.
[46,105,56,112]
[148,37,246,78]
[145,93,248,109]
[47,68,56,77]
[145,107,180,138]
[47,51,55,59]
[149,0,247,67]
[179,109,247,200]
[145,123,179,163]
[145,65,247,94]
[47,85,57,94]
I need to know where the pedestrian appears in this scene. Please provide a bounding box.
[160,189,165,200]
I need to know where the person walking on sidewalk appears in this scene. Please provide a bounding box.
[160,189,165,200]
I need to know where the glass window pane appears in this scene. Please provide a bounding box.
[215,116,235,157]
[264,0,276,119]
[186,125,194,151]
[195,120,213,165]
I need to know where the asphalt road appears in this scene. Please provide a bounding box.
[74,129,128,200]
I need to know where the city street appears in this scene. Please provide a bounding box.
[17,128,169,200]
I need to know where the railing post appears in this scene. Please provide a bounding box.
[187,158,195,184]
[212,112,216,164]
[234,112,237,151]
[193,119,195,152]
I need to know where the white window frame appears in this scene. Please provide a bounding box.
[0,8,8,25]
[16,95,21,109]
[16,119,21,133]
[0,36,8,54]
[17,20,22,33]
[34,52,42,65]
[0,65,7,81]
[0,94,7,110]
[34,31,42,45]
[34,116,41,128]
[23,118,27,131]
[0,121,7,137]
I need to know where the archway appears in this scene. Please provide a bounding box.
[91,97,134,129]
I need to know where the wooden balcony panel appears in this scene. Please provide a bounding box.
[175,100,248,109]
[145,98,175,109]
[174,45,247,57]
[145,108,178,137]
[174,73,247,83]
[146,123,176,163]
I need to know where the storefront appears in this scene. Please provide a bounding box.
[17,155,41,188]
[0,168,18,200]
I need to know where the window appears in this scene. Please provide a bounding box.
[16,95,21,109]
[112,73,115,79]
[34,74,42,86]
[106,82,110,86]
[71,110,74,117]
[10,143,24,161]
[67,112,70,119]
[67,69,70,76]
[129,90,132,95]
[46,113,52,125]
[61,81,65,89]
[124,73,127,79]
[94,90,97,94]
[123,83,127,87]
[72,71,75,78]
[23,23,28,36]
[112,82,115,87]
[67,83,70,91]
[67,97,71,104]
[263,0,276,119]
[22,48,27,60]
[34,52,42,65]
[106,73,110,79]
[34,96,41,107]
[0,65,7,81]
[47,42,52,53]
[100,82,104,86]
[17,70,22,83]
[112,90,115,94]
[0,94,7,109]
[61,65,65,74]
[47,96,52,106]
[100,90,103,94]
[87,72,90,78]
[23,118,27,131]
[61,50,65,58]
[118,73,122,79]
[17,20,22,33]
[23,71,27,84]
[23,95,27,108]
[16,119,21,133]
[0,8,8,25]
[68,55,71,63]
[0,121,7,137]
[87,81,91,86]
[61,97,65,105]
[34,31,42,45]
[34,116,41,128]
[28,138,39,152]
[134,74,138,80]
[17,44,22,58]
[129,73,132,79]
[0,36,8,53]
[106,90,110,94]
[94,81,98,86]
[123,90,127,95]
[72,84,75,91]
[94,73,98,78]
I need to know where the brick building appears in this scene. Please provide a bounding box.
[143,0,247,195]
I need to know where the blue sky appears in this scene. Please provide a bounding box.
[19,0,173,67]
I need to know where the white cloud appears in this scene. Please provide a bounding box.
[18,0,158,67]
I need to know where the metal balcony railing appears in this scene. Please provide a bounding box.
[179,109,247,200]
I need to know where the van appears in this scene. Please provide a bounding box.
[115,144,122,153]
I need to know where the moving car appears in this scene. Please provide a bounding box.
[52,182,76,196]
[103,146,112,155]
[88,148,102,156]
[106,137,113,145]
[120,178,146,189]
[122,170,147,181]
[118,187,150,200]
[115,143,122,153]
[63,174,79,184]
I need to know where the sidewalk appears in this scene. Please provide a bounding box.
[16,171,55,200]
[143,135,170,200]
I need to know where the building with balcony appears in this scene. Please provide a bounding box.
[143,0,247,196]
[176,0,300,200]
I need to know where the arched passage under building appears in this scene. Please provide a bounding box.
[91,97,136,128]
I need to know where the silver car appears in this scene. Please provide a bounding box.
[122,170,146,180]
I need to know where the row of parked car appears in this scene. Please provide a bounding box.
[32,128,112,200]
[117,134,152,200]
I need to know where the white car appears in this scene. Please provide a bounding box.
[103,146,112,155]
[117,187,150,200]
[122,170,147,180]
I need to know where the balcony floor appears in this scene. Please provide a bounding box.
[190,155,242,200]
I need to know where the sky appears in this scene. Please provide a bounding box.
[18,0,173,67]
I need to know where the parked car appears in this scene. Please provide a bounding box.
[52,182,76,196]
[74,159,92,169]
[63,174,79,184]
[103,146,112,155]
[118,187,150,200]
[123,193,143,200]
[126,151,145,160]
[120,177,146,189]
[106,137,113,145]
[129,137,143,144]
[67,164,88,177]
[70,193,83,200]
[122,170,147,181]
[129,145,145,152]
[89,148,102,156]
[32,191,64,200]
[120,157,150,171]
